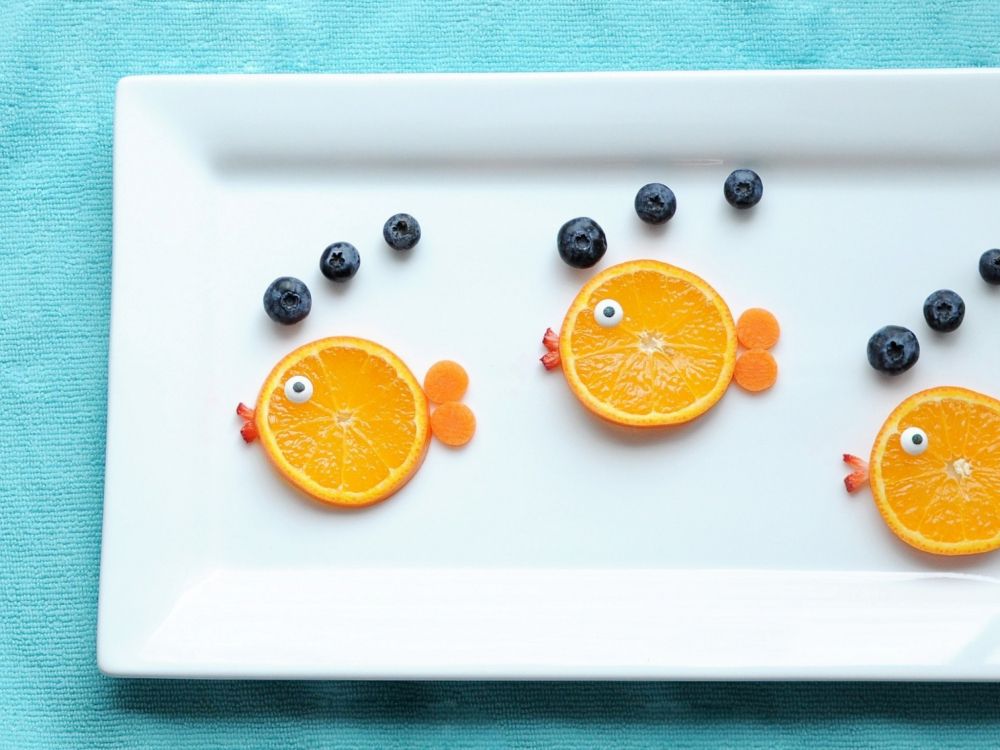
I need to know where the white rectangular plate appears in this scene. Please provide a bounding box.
[100,71,1000,679]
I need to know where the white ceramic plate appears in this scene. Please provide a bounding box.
[99,70,1000,679]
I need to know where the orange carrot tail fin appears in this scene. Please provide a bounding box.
[541,328,561,370]
[237,402,258,443]
[842,453,869,493]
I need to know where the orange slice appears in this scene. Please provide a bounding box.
[559,259,736,426]
[868,386,1000,555]
[253,337,429,507]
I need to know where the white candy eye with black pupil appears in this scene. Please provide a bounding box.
[594,299,623,328]
[284,375,313,404]
[900,427,928,456]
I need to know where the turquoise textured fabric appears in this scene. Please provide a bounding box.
[4,1,1000,746]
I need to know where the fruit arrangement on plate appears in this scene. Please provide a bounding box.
[842,248,1000,556]
[240,213,476,509]
[542,171,779,427]
[236,172,1000,560]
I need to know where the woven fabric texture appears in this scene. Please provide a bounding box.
[3,1,1000,747]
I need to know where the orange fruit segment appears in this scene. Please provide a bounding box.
[254,337,429,507]
[868,386,1000,555]
[559,260,736,426]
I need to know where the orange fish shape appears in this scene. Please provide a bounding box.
[843,386,1000,556]
[541,259,779,426]
[238,336,474,508]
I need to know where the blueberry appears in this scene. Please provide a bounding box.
[867,325,919,375]
[634,183,677,224]
[923,289,965,333]
[723,169,763,209]
[383,213,421,250]
[557,217,607,269]
[979,249,1000,284]
[263,277,311,325]
[319,242,360,282]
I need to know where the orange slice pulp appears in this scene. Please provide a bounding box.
[252,337,429,507]
[558,259,736,426]
[868,386,1000,555]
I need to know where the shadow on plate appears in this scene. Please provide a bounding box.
[105,679,1000,727]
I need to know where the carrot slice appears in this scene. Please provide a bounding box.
[737,308,780,350]
[423,360,469,404]
[430,401,476,446]
[733,349,777,392]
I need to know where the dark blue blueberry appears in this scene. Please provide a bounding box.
[383,213,421,250]
[263,277,311,325]
[634,183,677,224]
[557,217,607,269]
[319,241,360,282]
[867,325,919,375]
[923,289,965,333]
[723,169,763,209]
[979,249,1000,284]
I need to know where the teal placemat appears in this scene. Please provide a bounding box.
[4,1,1000,747]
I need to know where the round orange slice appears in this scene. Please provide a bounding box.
[559,259,736,426]
[253,337,429,508]
[868,386,1000,555]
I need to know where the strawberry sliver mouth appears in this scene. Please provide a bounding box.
[540,328,561,370]
[842,453,869,493]
[237,402,258,443]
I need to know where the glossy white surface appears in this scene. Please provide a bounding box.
[100,71,1000,679]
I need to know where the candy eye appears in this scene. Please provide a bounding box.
[594,299,623,328]
[900,427,928,456]
[284,375,313,404]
